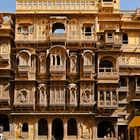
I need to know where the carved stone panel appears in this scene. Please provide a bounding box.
[68,83,77,106]
[80,83,94,106]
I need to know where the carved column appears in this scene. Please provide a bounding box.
[64,122,67,139]
[114,122,118,139]
[48,123,52,140]
[77,123,81,139]
[10,123,16,140]
[34,122,38,140]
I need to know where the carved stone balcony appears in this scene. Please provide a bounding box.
[81,34,96,43]
[98,100,118,109]
[136,86,140,94]
[0,98,10,106]
[50,33,66,42]
[38,101,47,107]
[83,65,94,72]
[101,2,114,8]
[105,37,114,44]
[16,33,35,42]
[0,58,9,66]
[98,68,119,83]
[50,98,65,107]
[50,65,65,78]
[67,100,77,107]
[18,65,30,73]
[14,102,35,110]
[18,65,30,77]
[118,86,129,92]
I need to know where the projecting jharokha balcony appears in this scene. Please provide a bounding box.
[50,33,66,41]
[101,1,114,8]
[50,65,65,73]
[98,68,118,77]
[18,65,30,73]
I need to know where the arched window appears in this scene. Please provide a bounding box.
[84,54,92,66]
[38,118,48,135]
[57,55,60,65]
[18,52,30,66]
[85,27,91,36]
[122,33,128,44]
[52,23,65,33]
[68,118,77,136]
[22,123,28,132]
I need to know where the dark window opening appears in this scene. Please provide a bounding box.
[52,22,65,33]
[38,118,48,136]
[119,78,127,87]
[52,55,55,65]
[137,78,140,87]
[85,27,91,36]
[99,35,104,41]
[22,26,28,35]
[68,118,77,136]
[107,33,113,38]
[100,91,104,101]
[57,55,60,65]
[22,123,28,132]
[0,115,9,131]
[52,118,63,139]
[98,121,115,138]
[17,27,22,32]
[123,33,128,44]
[106,91,110,100]
[99,60,113,68]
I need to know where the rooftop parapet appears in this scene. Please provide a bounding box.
[16,0,98,14]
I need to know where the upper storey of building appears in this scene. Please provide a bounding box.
[16,0,120,14]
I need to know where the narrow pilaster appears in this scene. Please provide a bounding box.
[64,122,67,140]
[34,122,38,140]
[48,123,52,140]
[77,123,81,139]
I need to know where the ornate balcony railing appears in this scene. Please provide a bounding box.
[50,65,65,72]
[98,101,118,108]
[50,33,66,41]
[98,68,118,77]
[101,2,114,8]
[18,65,30,73]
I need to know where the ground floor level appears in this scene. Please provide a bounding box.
[0,113,129,140]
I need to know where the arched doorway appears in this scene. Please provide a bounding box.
[98,121,115,138]
[52,118,63,140]
[38,118,48,136]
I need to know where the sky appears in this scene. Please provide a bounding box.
[0,0,140,12]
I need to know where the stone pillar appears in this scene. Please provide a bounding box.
[93,125,97,139]
[64,122,67,140]
[10,123,16,140]
[77,123,81,139]
[34,122,38,140]
[48,123,52,140]
[114,123,118,139]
